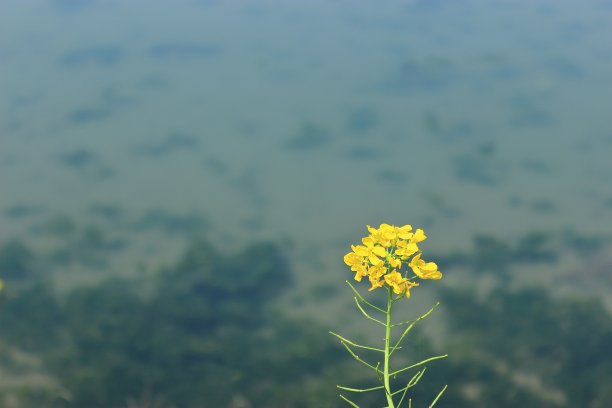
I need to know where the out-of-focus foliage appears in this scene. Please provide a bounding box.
[423,287,612,408]
[0,240,366,407]
[0,240,37,280]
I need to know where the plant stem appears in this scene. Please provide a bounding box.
[384,286,395,408]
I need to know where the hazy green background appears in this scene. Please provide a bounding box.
[1,0,611,407]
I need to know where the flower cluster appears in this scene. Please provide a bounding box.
[344,224,442,298]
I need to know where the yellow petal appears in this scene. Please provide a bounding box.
[368,254,382,265]
[343,253,356,266]
[424,268,443,280]
[372,246,387,257]
[389,257,401,268]
[384,271,402,285]
[354,245,369,257]
[362,236,376,247]
[412,229,427,243]
[396,225,413,239]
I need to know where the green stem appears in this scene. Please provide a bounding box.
[384,286,395,408]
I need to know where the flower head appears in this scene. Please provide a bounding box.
[344,223,442,299]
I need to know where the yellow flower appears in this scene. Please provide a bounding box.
[344,249,364,269]
[395,240,419,259]
[388,256,402,269]
[367,263,387,291]
[367,224,392,247]
[344,249,369,282]
[411,229,427,243]
[409,253,442,280]
[384,271,419,298]
[0,279,4,292]
[354,237,387,265]
[384,270,404,294]
[368,278,385,291]
[369,263,387,280]
[353,266,368,282]
[368,223,414,247]
[399,279,419,298]
[395,224,413,240]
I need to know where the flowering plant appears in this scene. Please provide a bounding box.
[331,224,447,407]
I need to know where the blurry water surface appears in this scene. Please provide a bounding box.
[1,0,612,407]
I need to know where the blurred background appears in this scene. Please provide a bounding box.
[1,0,612,407]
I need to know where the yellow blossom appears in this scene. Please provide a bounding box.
[367,263,386,291]
[368,277,385,291]
[368,223,414,247]
[353,237,387,265]
[344,250,365,270]
[411,229,427,243]
[368,263,387,280]
[388,256,402,269]
[395,240,419,259]
[344,249,369,282]
[353,266,368,282]
[384,271,405,294]
[395,224,413,240]
[409,253,442,280]
[399,279,419,298]
[367,224,393,247]
[384,271,419,298]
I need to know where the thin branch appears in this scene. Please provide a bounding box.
[330,331,384,352]
[408,368,425,387]
[429,385,448,408]
[375,361,383,384]
[354,297,386,326]
[391,318,418,327]
[390,354,448,377]
[393,369,425,396]
[396,369,426,408]
[346,280,385,313]
[389,321,416,356]
[341,341,383,374]
[390,303,439,356]
[339,394,361,408]
[337,384,385,393]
